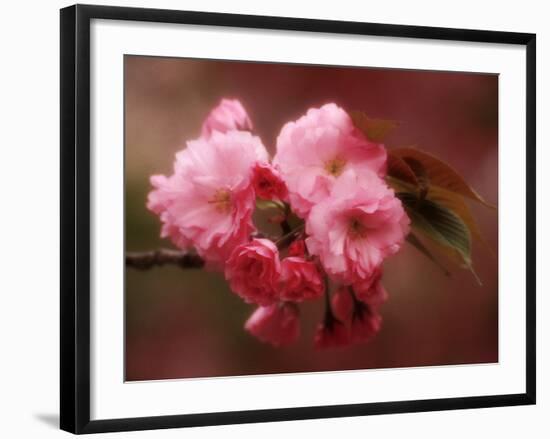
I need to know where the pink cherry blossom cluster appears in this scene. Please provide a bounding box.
[148,99,410,349]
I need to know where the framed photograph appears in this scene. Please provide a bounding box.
[60,4,536,434]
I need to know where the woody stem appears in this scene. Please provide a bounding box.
[125,249,204,270]
[323,275,336,324]
[275,224,305,250]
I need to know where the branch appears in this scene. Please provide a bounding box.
[126,249,204,270]
[275,224,305,249]
[126,231,298,271]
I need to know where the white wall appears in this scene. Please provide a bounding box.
[0,0,546,437]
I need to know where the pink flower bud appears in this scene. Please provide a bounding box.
[331,286,382,344]
[314,317,350,349]
[288,239,306,257]
[252,163,289,202]
[350,301,382,343]
[245,303,300,346]
[279,257,323,302]
[331,287,354,322]
[225,239,281,305]
[353,268,389,307]
[201,98,253,138]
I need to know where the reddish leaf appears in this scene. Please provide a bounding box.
[350,110,399,142]
[391,147,496,208]
[387,154,419,187]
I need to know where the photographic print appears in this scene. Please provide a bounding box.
[61,6,536,433]
[124,56,499,381]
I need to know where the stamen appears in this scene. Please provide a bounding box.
[348,218,368,239]
[208,189,232,214]
[324,157,347,177]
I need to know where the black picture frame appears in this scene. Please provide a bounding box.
[60,4,536,434]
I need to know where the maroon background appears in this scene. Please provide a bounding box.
[124,56,498,381]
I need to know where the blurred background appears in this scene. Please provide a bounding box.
[124,55,498,381]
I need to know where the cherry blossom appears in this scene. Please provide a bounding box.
[252,162,288,201]
[273,103,386,216]
[279,257,323,302]
[147,100,417,348]
[306,170,409,285]
[147,130,268,267]
[225,239,281,305]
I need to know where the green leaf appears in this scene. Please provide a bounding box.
[400,193,471,263]
[428,186,496,260]
[255,199,285,211]
[387,147,495,259]
[426,186,482,242]
[350,111,399,142]
[399,193,481,284]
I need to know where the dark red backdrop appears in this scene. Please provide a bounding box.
[124,56,498,381]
